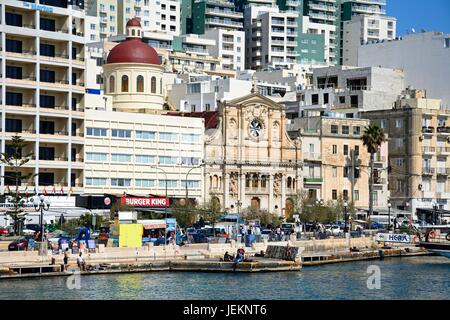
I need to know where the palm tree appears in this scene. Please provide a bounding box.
[361,125,386,226]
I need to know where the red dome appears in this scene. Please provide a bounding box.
[126,18,141,28]
[106,39,160,65]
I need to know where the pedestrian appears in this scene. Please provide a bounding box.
[77,252,86,271]
[63,248,69,271]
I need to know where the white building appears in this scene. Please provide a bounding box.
[343,14,396,66]
[358,31,450,109]
[244,5,299,70]
[0,0,86,196]
[84,109,204,202]
[202,29,246,72]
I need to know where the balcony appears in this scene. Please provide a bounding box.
[422,167,435,175]
[437,126,450,134]
[206,18,243,28]
[436,192,450,199]
[303,153,322,161]
[437,147,450,155]
[205,8,242,19]
[5,50,37,60]
[303,177,323,184]
[422,146,436,154]
[436,168,450,176]
[423,126,435,134]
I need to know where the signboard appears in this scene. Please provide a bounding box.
[138,219,166,229]
[118,211,137,221]
[166,218,176,231]
[22,2,53,12]
[376,233,411,243]
[104,197,111,206]
[121,197,170,207]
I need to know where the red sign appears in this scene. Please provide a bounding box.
[104,197,111,206]
[120,197,170,207]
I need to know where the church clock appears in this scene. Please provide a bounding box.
[249,119,263,138]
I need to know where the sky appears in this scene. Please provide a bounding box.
[387,0,450,35]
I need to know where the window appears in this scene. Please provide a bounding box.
[332,145,337,154]
[90,23,96,30]
[121,75,129,92]
[339,96,345,104]
[188,83,201,94]
[396,159,404,167]
[181,180,200,188]
[135,179,155,188]
[324,93,329,104]
[395,118,403,128]
[380,119,387,129]
[40,18,55,31]
[39,121,55,134]
[87,127,107,137]
[6,92,23,106]
[136,130,155,140]
[355,145,360,156]
[343,167,349,178]
[354,190,359,201]
[159,156,178,165]
[395,138,403,148]
[5,13,22,27]
[332,167,337,177]
[40,43,55,57]
[181,134,200,142]
[343,189,349,201]
[6,66,22,80]
[39,147,55,160]
[332,190,337,200]
[344,145,349,156]
[205,104,211,111]
[137,75,144,92]
[96,74,102,84]
[342,126,349,135]
[111,153,131,162]
[151,77,157,93]
[159,132,177,141]
[353,126,360,135]
[39,94,55,109]
[6,119,22,133]
[112,129,131,138]
[159,180,177,188]
[136,155,156,164]
[6,39,22,53]
[445,38,450,48]
[39,173,54,186]
[111,178,131,187]
[331,125,338,134]
[311,94,319,105]
[40,69,55,83]
[181,157,200,165]
[109,76,115,93]
[86,152,107,161]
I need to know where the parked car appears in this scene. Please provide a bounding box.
[325,225,342,236]
[370,222,385,229]
[0,227,9,235]
[8,237,29,251]
[25,224,41,233]
[22,229,37,236]
[260,229,272,241]
[281,223,296,235]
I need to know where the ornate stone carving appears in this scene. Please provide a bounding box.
[273,173,282,196]
[229,172,238,194]
[244,104,268,122]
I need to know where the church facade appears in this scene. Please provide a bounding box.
[203,93,302,216]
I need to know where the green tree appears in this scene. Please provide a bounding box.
[60,213,105,235]
[170,201,198,228]
[0,136,36,235]
[361,125,386,225]
[241,207,282,227]
[198,197,222,236]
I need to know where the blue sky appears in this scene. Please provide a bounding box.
[387,0,450,35]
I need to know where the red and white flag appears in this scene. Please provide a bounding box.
[60,186,64,195]
[44,187,48,196]
[52,185,56,195]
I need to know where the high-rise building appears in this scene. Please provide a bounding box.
[86,0,118,40]
[0,0,86,196]
[191,0,244,35]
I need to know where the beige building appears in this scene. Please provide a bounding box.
[363,88,450,219]
[202,93,302,217]
[289,116,389,215]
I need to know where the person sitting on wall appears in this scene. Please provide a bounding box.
[77,252,86,271]
[223,251,233,262]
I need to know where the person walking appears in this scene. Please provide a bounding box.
[63,248,69,271]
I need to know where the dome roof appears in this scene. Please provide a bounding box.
[126,18,141,28]
[106,39,160,65]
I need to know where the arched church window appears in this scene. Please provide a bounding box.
[151,76,157,93]
[109,75,115,93]
[121,75,129,92]
[137,75,144,92]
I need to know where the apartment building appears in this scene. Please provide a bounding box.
[191,0,244,35]
[300,15,335,65]
[202,29,246,72]
[0,0,86,196]
[358,31,450,109]
[84,109,204,203]
[244,5,299,70]
[288,116,389,215]
[288,65,404,118]
[363,89,450,219]
[86,0,181,39]
[342,14,396,66]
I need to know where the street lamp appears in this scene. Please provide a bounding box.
[343,201,349,234]
[387,202,392,231]
[185,161,204,207]
[31,195,50,255]
[432,200,438,225]
[235,200,242,242]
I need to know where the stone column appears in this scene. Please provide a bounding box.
[240,172,246,208]
[281,174,286,218]
[269,175,274,213]
[224,172,230,210]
